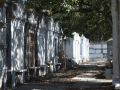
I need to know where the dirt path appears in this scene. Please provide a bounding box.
[9,60,115,90]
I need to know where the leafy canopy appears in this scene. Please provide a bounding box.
[24,0,79,15]
[24,0,112,41]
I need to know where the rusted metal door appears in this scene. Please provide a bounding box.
[26,32,35,67]
[25,29,36,79]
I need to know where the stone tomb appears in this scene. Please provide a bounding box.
[6,0,26,87]
[0,0,7,89]
[25,9,37,80]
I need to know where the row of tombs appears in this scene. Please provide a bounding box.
[0,0,90,89]
[63,32,89,65]
[0,0,64,89]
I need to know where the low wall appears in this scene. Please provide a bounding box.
[89,43,107,60]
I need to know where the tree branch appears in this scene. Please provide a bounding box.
[35,0,103,16]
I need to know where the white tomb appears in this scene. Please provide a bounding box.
[0,1,7,89]
[63,32,89,64]
[6,0,26,87]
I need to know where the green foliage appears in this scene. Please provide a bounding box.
[24,0,79,15]
[24,0,112,41]
[78,0,112,41]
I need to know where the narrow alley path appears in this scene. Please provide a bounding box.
[9,59,114,90]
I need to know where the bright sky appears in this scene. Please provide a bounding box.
[22,0,27,2]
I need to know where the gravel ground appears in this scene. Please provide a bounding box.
[8,60,115,90]
[25,65,114,90]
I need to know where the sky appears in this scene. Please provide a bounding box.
[22,0,27,2]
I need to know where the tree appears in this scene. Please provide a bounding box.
[24,0,79,15]
[77,0,112,41]
[24,0,112,41]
